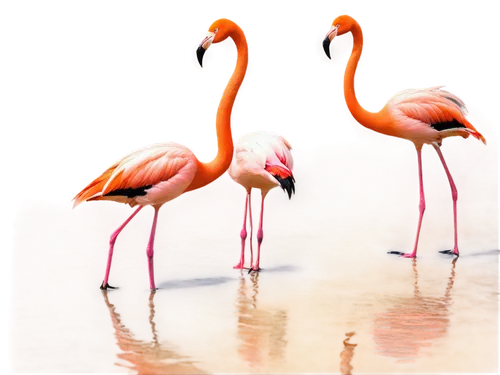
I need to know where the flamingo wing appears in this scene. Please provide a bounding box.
[229,132,295,198]
[73,142,198,208]
[232,130,295,172]
[388,87,486,144]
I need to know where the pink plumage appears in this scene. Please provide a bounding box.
[387,87,485,146]
[74,143,198,208]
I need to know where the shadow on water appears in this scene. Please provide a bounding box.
[156,275,237,291]
[234,272,288,370]
[372,258,457,363]
[455,249,500,258]
[384,246,500,262]
[254,263,308,274]
[156,263,307,291]
[101,291,207,374]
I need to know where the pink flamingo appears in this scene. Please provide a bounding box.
[323,15,486,258]
[228,132,295,271]
[73,19,248,290]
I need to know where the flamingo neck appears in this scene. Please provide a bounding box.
[344,21,382,130]
[190,26,248,191]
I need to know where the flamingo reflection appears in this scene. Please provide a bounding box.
[339,332,357,375]
[235,272,288,369]
[373,258,457,363]
[101,291,207,374]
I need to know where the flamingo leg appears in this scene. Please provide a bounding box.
[234,191,250,269]
[251,191,267,271]
[433,144,459,256]
[101,206,143,290]
[248,190,254,268]
[147,207,160,291]
[391,147,425,258]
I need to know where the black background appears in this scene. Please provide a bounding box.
[4,1,498,215]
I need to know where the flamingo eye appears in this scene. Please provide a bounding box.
[214,28,218,33]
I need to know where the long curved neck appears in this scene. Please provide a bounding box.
[344,21,380,129]
[190,26,248,191]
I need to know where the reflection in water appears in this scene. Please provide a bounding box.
[235,272,288,369]
[373,258,457,363]
[102,291,206,374]
[340,332,357,375]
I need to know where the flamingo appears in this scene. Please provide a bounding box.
[73,19,248,290]
[228,132,295,272]
[322,15,486,258]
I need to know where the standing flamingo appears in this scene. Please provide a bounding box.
[228,132,295,271]
[322,16,485,258]
[73,19,248,290]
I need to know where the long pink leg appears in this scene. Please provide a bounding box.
[248,190,254,268]
[251,191,267,271]
[102,206,143,289]
[400,147,425,258]
[234,191,250,269]
[433,144,459,256]
[147,207,160,290]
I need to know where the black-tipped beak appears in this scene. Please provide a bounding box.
[323,37,331,59]
[191,31,215,70]
[323,25,338,59]
[192,42,207,69]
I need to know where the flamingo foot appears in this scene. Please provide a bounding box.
[387,251,416,258]
[100,282,118,290]
[248,266,261,274]
[245,267,260,275]
[233,262,245,269]
[149,279,157,291]
[439,249,459,257]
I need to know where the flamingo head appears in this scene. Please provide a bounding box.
[191,17,246,70]
[316,12,364,65]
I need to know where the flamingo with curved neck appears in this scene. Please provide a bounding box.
[323,15,485,258]
[73,19,248,290]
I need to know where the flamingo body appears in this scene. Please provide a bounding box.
[229,132,294,196]
[73,142,198,209]
[385,87,485,146]
[228,132,295,271]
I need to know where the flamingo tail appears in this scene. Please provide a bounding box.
[439,128,487,144]
[72,164,117,208]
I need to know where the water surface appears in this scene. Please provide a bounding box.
[8,123,499,374]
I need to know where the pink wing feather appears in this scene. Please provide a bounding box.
[73,142,197,208]
[388,87,486,144]
[231,132,294,174]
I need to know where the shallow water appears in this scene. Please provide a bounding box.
[8,143,499,373]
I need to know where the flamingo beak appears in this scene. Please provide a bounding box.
[197,31,216,67]
[323,25,339,59]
